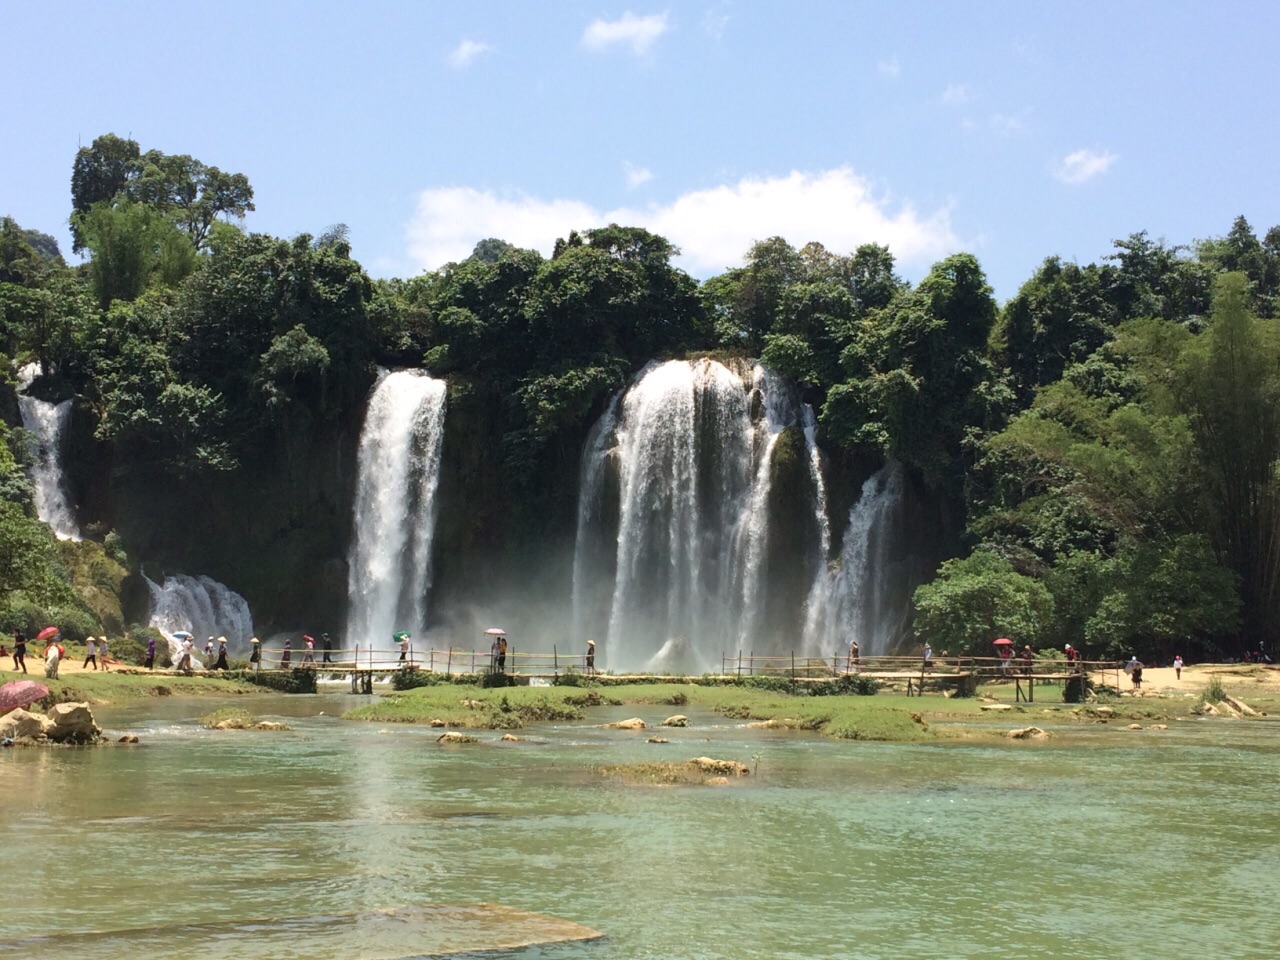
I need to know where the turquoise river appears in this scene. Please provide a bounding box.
[2,694,1278,959]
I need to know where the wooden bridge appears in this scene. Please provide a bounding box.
[251,645,1122,700]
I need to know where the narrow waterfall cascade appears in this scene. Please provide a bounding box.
[146,573,255,662]
[345,369,448,651]
[15,362,81,541]
[802,461,909,658]
[574,359,821,673]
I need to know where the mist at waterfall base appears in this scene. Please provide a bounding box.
[146,574,255,663]
[16,362,82,541]
[571,359,924,674]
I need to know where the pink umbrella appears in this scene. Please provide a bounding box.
[993,638,1013,645]
[0,679,50,713]
[35,626,59,642]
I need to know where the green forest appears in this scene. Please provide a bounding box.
[4,133,1280,663]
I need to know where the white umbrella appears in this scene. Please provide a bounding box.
[483,628,506,636]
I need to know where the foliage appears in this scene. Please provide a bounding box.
[912,550,1055,654]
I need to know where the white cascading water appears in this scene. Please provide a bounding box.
[345,370,447,651]
[15,362,81,541]
[146,573,255,663]
[801,461,907,657]
[575,359,821,672]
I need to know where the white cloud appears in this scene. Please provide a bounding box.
[942,84,969,105]
[582,12,670,55]
[703,4,730,42]
[877,56,900,78]
[1056,148,1118,184]
[624,162,654,189]
[405,167,959,275]
[447,39,492,68]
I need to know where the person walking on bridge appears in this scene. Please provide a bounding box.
[321,633,333,664]
[585,639,596,676]
[848,639,860,674]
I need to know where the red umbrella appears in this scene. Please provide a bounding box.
[0,679,50,713]
[993,638,1013,645]
[35,626,59,642]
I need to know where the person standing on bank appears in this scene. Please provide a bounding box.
[849,639,860,674]
[249,637,261,665]
[214,637,229,670]
[13,630,27,674]
[1173,654,1183,680]
[98,636,109,671]
[145,635,156,670]
[83,637,98,671]
[585,639,596,676]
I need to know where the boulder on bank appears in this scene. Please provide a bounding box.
[688,757,750,777]
[600,718,647,730]
[662,715,688,727]
[45,702,101,743]
[0,708,54,741]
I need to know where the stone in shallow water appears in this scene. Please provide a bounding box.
[0,902,603,960]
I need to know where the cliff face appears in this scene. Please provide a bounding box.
[62,401,364,633]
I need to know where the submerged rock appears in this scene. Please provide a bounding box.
[662,715,688,727]
[117,734,140,743]
[437,731,479,744]
[1005,726,1050,740]
[647,737,669,744]
[980,703,1013,712]
[600,718,646,730]
[688,757,749,777]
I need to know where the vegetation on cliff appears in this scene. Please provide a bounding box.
[3,132,1280,660]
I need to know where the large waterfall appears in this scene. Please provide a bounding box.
[16,362,81,541]
[345,370,448,649]
[146,573,256,661]
[802,461,909,658]
[573,359,824,673]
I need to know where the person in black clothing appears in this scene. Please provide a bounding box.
[12,630,27,673]
[322,632,333,663]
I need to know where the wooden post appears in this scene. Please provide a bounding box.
[553,644,558,676]
[791,650,796,680]
[446,646,453,676]
[737,649,743,678]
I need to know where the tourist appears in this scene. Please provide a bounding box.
[1131,659,1144,693]
[205,637,215,661]
[396,631,411,663]
[497,635,508,673]
[12,630,27,674]
[1064,644,1078,664]
[922,642,933,671]
[490,635,501,672]
[586,638,596,676]
[997,642,1013,675]
[321,632,333,663]
[1173,654,1183,680]
[849,639,860,674]
[145,636,156,670]
[98,636,109,671]
[301,635,315,666]
[1020,644,1034,675]
[179,637,194,673]
[281,639,293,669]
[44,640,61,679]
[249,637,261,665]
[83,636,98,671]
[214,637,229,670]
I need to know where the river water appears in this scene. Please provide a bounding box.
[2,695,1278,959]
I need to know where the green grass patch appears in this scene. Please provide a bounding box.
[201,707,255,729]
[343,686,585,729]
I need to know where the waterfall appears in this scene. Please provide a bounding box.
[802,461,907,657]
[146,573,255,662]
[15,362,81,541]
[575,359,819,672]
[345,369,448,649]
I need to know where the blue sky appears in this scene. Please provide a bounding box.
[5,1,1278,299]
